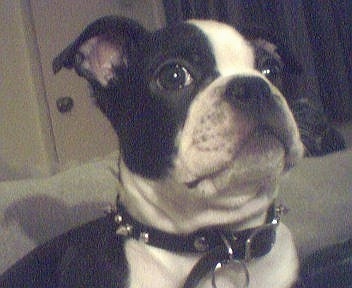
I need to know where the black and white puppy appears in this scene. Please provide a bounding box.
[0,17,304,288]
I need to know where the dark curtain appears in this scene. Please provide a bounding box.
[163,0,352,122]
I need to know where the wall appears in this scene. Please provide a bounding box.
[0,0,57,180]
[0,0,166,181]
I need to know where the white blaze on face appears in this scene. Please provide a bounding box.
[187,20,255,76]
[175,21,258,185]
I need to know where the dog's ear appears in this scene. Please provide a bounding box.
[239,25,302,75]
[52,16,148,87]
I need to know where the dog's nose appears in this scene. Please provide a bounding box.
[225,77,272,110]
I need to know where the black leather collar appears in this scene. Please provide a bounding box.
[107,202,283,257]
[107,202,285,288]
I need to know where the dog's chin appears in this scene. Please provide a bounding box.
[178,129,286,197]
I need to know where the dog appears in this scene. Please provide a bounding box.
[0,16,304,287]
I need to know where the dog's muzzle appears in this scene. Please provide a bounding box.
[225,76,302,168]
[175,75,304,190]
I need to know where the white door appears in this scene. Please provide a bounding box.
[29,0,165,167]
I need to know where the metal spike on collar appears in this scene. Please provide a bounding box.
[274,204,289,223]
[114,214,123,224]
[104,203,117,215]
[116,224,134,236]
[276,204,289,215]
[139,232,150,243]
[194,236,209,252]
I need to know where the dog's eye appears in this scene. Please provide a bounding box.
[260,59,282,81]
[156,63,193,90]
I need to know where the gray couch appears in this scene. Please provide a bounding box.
[1,149,351,276]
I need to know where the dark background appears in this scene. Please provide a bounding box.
[163,0,352,123]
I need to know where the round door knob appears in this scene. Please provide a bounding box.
[56,97,74,113]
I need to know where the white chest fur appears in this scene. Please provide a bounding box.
[124,224,298,288]
[124,239,199,288]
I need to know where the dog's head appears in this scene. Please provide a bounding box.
[53,17,303,227]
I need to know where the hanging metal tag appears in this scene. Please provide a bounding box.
[211,234,249,288]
